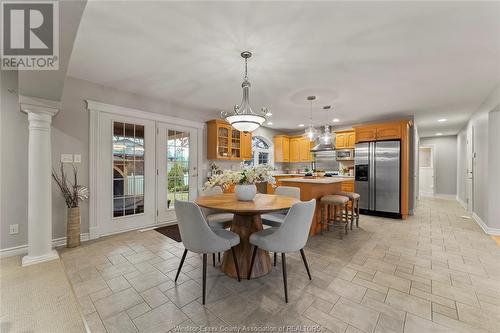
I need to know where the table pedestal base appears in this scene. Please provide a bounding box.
[221,214,272,279]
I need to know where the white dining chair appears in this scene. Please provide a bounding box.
[199,186,234,265]
[199,186,234,229]
[261,186,301,227]
[174,200,241,304]
[261,186,301,266]
[247,199,316,303]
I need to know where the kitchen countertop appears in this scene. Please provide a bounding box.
[280,177,353,184]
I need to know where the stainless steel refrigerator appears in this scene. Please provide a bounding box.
[355,141,401,218]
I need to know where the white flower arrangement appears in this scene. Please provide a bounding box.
[204,163,275,189]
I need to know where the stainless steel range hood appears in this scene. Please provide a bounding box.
[310,134,336,152]
[310,142,335,152]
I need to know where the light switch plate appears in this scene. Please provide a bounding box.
[9,224,19,235]
[61,154,73,163]
[73,154,81,163]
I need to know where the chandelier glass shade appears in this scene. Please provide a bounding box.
[320,105,333,144]
[221,51,267,133]
[304,96,318,141]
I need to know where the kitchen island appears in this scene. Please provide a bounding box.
[280,177,354,235]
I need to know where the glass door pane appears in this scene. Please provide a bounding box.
[113,121,145,218]
[167,130,190,210]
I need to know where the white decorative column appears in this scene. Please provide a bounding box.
[20,96,60,266]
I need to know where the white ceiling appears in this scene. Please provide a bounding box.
[68,1,500,137]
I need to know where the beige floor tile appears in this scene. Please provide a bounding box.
[432,303,458,320]
[303,306,348,333]
[404,313,453,333]
[127,302,151,319]
[133,301,188,332]
[126,269,171,292]
[103,311,138,333]
[107,275,132,292]
[431,280,480,307]
[385,288,431,320]
[330,297,380,333]
[327,278,367,303]
[164,279,203,307]
[456,302,500,332]
[432,312,489,333]
[93,287,143,319]
[410,287,456,308]
[372,271,411,293]
[141,286,170,308]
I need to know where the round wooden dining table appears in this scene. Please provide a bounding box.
[195,193,300,279]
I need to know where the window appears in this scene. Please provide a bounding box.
[246,136,271,166]
[113,122,145,217]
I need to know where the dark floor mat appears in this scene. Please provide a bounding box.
[155,224,182,242]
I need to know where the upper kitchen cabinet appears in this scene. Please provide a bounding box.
[241,132,252,160]
[335,130,356,149]
[299,137,313,162]
[353,121,408,143]
[289,137,300,162]
[207,119,251,160]
[274,135,290,162]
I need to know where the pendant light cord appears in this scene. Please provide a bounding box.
[244,58,248,81]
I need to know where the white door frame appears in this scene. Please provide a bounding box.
[419,144,436,197]
[86,100,204,240]
[157,122,199,224]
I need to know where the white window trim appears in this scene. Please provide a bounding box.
[251,136,274,166]
[86,100,204,240]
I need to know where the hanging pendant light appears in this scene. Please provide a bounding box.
[320,105,333,144]
[221,51,267,133]
[304,96,318,141]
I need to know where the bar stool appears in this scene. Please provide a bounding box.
[338,192,360,230]
[320,194,349,239]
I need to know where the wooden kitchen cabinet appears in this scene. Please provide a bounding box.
[354,126,377,143]
[341,180,355,192]
[207,119,251,160]
[241,132,252,160]
[299,138,313,162]
[335,130,356,149]
[289,137,300,162]
[354,121,404,143]
[274,135,290,162]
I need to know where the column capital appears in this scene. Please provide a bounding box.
[19,95,60,117]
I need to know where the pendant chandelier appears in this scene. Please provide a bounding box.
[304,96,318,141]
[320,105,333,144]
[221,51,266,133]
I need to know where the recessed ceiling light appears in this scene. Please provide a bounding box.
[298,124,305,127]
[438,118,447,122]
[267,122,273,125]
[436,133,443,136]
[266,112,273,117]
[332,118,340,123]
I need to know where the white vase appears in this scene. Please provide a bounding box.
[235,184,257,201]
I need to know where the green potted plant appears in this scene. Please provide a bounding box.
[52,163,88,248]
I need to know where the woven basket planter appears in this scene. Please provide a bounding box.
[67,207,81,248]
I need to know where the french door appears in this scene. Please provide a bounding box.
[156,122,198,224]
[98,113,156,235]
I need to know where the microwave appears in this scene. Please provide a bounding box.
[336,149,354,161]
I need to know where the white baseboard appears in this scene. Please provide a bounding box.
[0,233,90,258]
[472,213,500,236]
[434,193,457,200]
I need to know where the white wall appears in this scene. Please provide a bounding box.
[457,83,500,234]
[1,71,30,250]
[420,135,458,196]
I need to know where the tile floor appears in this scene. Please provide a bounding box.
[59,198,500,333]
